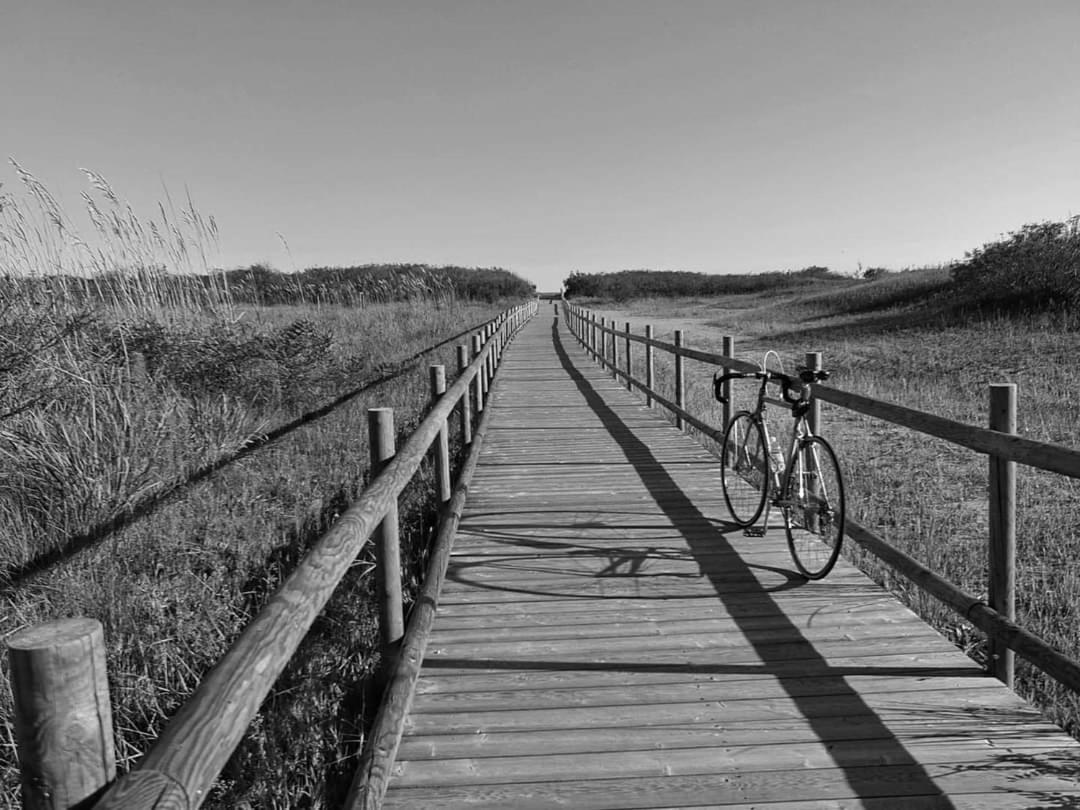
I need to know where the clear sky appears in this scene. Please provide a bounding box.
[4,1,1079,291]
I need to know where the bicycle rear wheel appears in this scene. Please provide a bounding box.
[782,436,844,579]
[720,412,769,527]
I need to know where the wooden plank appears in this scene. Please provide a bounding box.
[402,684,1033,736]
[422,613,941,655]
[425,605,916,643]
[382,762,1080,810]
[430,592,897,624]
[415,635,978,682]
[413,648,983,694]
[396,713,1064,762]
[391,735,1080,788]
[408,672,999,716]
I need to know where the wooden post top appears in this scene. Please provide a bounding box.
[8,617,103,649]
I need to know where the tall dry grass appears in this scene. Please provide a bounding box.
[0,164,518,806]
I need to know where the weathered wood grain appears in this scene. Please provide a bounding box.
[8,617,115,810]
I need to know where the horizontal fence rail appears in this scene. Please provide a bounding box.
[5,301,538,810]
[562,299,1080,697]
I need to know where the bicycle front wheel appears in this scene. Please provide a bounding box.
[783,436,845,579]
[720,412,769,527]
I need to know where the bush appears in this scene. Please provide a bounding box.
[562,267,847,301]
[862,266,893,280]
[950,219,1080,309]
[106,317,334,411]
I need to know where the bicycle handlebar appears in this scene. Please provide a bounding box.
[712,365,829,405]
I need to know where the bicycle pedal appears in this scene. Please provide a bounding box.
[743,526,766,537]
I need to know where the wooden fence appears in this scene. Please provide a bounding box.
[5,301,537,810]
[563,300,1080,696]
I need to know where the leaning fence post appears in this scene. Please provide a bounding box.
[721,336,735,430]
[674,330,685,430]
[624,322,632,391]
[645,325,654,408]
[8,617,116,810]
[989,383,1017,688]
[369,408,404,652]
[472,334,484,414]
[483,325,494,396]
[804,351,823,436]
[430,365,452,504]
[457,345,472,445]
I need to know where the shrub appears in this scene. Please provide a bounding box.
[563,267,847,301]
[950,219,1080,310]
[862,266,892,280]
[103,317,335,411]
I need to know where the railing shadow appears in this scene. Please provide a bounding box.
[2,318,485,590]
[521,315,959,804]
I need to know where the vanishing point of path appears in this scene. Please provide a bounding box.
[381,308,1080,809]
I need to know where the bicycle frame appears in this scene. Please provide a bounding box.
[744,375,819,536]
[717,361,845,578]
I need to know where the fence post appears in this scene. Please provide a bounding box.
[645,325,654,408]
[457,345,472,445]
[430,365,452,504]
[610,321,617,372]
[805,351,823,436]
[483,325,493,397]
[611,320,620,381]
[989,383,1017,688]
[600,318,607,369]
[369,408,404,652]
[8,617,116,810]
[721,336,735,430]
[674,330,685,430]
[590,314,597,359]
[624,322,632,391]
[472,334,484,414]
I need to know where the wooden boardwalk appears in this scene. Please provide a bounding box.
[382,310,1080,809]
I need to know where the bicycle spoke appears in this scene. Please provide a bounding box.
[783,436,845,579]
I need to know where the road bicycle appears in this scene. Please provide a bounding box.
[713,356,846,579]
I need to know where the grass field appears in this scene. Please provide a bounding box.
[0,164,536,805]
[577,268,1080,738]
[0,291,511,807]
[0,289,514,807]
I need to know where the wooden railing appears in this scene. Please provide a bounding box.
[5,301,538,810]
[562,300,1080,696]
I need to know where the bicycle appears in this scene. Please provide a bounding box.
[712,356,846,579]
